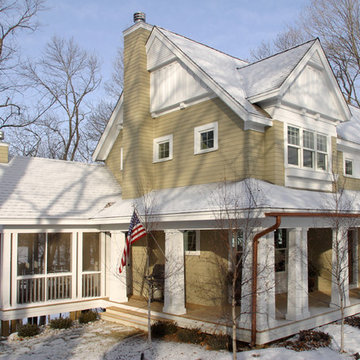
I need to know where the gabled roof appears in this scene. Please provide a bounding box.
[236,40,316,99]
[151,27,272,128]
[0,157,121,224]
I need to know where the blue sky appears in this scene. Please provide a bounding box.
[22,0,309,98]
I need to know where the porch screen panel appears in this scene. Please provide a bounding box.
[17,233,45,275]
[47,233,71,273]
[83,232,100,271]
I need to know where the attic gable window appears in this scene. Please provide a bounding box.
[194,122,218,155]
[153,134,173,163]
[287,125,328,171]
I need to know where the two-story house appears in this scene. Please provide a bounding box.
[1,12,360,344]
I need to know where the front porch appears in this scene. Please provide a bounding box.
[103,288,360,344]
[110,223,360,344]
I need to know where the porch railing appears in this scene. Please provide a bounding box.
[82,272,101,298]
[17,277,45,304]
[17,274,72,304]
[47,275,72,301]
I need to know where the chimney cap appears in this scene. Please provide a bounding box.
[0,130,4,141]
[133,12,146,23]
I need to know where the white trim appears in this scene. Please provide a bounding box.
[123,21,153,37]
[194,122,218,155]
[92,96,123,162]
[153,134,173,163]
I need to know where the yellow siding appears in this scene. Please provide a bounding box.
[0,144,8,164]
[122,26,153,199]
[308,228,332,292]
[185,230,228,306]
[152,98,270,190]
[264,120,285,186]
[105,131,123,185]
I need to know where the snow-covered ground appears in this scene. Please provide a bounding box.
[0,320,358,359]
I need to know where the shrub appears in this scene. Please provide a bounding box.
[78,310,98,324]
[176,327,205,344]
[151,321,178,338]
[17,323,40,338]
[284,330,331,351]
[205,333,230,350]
[49,317,73,329]
[345,316,360,328]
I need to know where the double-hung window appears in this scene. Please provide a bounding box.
[287,126,328,171]
[153,134,173,162]
[194,122,218,154]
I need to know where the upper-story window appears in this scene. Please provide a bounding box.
[194,122,218,154]
[153,135,173,163]
[287,126,328,171]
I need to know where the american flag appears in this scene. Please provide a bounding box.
[119,211,147,273]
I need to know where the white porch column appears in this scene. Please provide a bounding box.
[257,232,276,330]
[108,231,128,303]
[331,227,350,308]
[239,235,252,328]
[1,231,11,308]
[286,228,310,320]
[163,230,186,315]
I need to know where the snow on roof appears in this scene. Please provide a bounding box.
[337,104,360,145]
[237,40,316,98]
[158,28,315,114]
[94,178,360,221]
[0,157,121,221]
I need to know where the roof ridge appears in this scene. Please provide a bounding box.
[155,26,249,65]
[239,38,317,71]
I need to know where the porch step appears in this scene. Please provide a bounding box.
[101,306,172,332]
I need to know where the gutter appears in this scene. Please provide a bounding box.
[250,210,360,346]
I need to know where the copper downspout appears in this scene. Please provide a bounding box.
[251,215,281,347]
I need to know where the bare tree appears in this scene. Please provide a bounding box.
[21,36,101,161]
[84,47,124,158]
[0,0,45,130]
[321,171,358,352]
[210,178,270,357]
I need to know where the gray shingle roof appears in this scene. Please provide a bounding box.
[158,27,315,114]
[0,157,121,221]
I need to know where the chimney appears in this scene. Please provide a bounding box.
[0,131,9,164]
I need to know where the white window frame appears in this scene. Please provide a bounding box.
[344,158,354,177]
[286,125,329,172]
[153,134,173,163]
[184,230,200,255]
[194,122,218,155]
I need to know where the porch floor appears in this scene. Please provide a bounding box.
[124,287,360,325]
